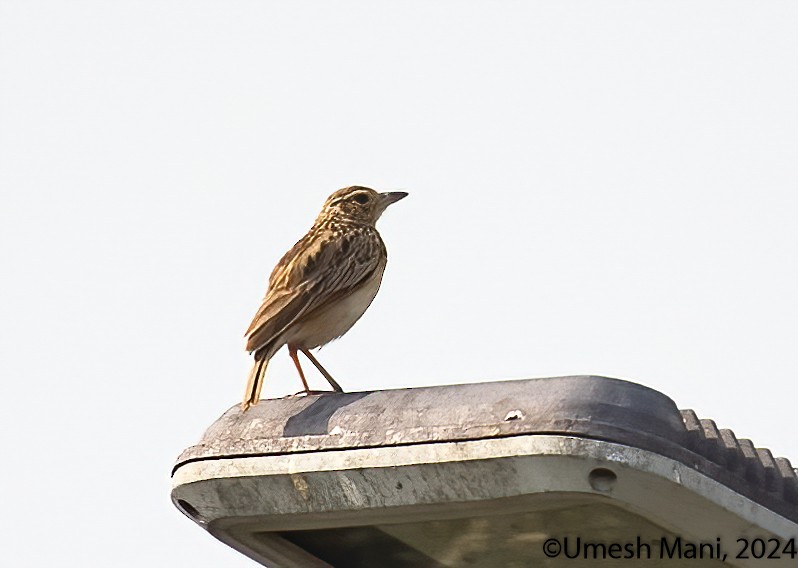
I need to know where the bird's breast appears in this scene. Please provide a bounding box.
[286,266,386,349]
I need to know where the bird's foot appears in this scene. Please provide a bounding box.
[289,389,342,397]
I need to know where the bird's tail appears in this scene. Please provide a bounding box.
[242,356,269,411]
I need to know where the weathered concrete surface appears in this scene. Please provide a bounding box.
[175,376,686,465]
[172,376,798,567]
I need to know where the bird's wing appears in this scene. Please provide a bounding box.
[245,227,384,353]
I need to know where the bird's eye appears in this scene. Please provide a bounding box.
[353,193,370,205]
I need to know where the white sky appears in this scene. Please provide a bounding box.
[1,1,797,566]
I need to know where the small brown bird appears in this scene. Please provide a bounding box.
[242,186,407,411]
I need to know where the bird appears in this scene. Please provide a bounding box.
[241,186,408,411]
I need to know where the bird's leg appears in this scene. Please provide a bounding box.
[301,348,344,393]
[288,345,311,392]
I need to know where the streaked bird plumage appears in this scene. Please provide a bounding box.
[242,186,407,411]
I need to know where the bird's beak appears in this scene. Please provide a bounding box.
[379,191,409,207]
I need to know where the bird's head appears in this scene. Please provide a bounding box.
[319,186,408,225]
